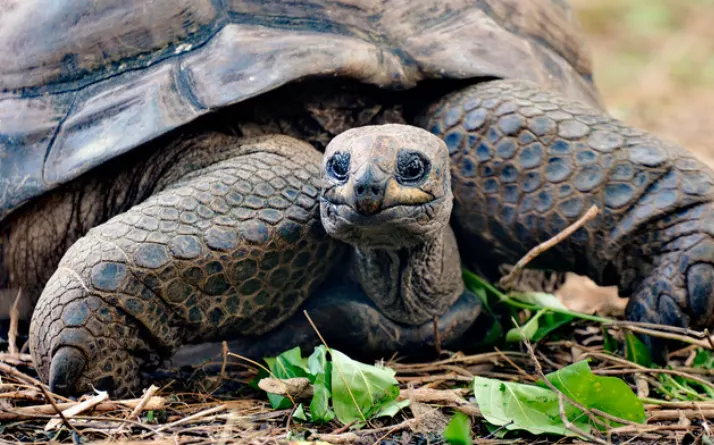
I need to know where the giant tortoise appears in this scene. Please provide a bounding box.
[1,0,713,396]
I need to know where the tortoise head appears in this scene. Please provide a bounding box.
[320,124,453,249]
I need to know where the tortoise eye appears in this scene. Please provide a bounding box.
[327,152,350,181]
[396,150,430,184]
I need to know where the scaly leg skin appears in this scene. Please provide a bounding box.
[30,134,343,396]
[418,79,714,360]
[169,284,490,372]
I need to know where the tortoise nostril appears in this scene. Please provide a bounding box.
[370,185,380,196]
[356,185,366,196]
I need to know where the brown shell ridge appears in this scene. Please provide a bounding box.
[39,94,79,186]
[478,0,594,83]
[0,0,602,221]
[0,2,389,99]
[0,22,225,100]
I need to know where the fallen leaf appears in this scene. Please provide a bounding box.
[625,331,653,367]
[444,412,473,445]
[330,349,400,424]
[293,403,308,422]
[544,360,646,425]
[473,376,587,436]
[472,360,645,437]
[308,346,335,423]
[555,273,626,317]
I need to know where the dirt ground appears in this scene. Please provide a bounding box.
[572,0,714,164]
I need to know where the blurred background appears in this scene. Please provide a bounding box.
[571,0,714,165]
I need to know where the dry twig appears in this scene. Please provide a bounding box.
[499,205,599,289]
[113,384,160,435]
[44,390,108,431]
[7,288,22,356]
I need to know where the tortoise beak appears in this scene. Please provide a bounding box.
[352,168,387,215]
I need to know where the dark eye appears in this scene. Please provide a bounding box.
[397,150,430,184]
[327,152,350,181]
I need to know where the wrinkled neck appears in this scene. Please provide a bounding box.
[352,226,463,325]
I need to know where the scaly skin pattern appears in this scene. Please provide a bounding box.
[421,79,714,356]
[30,135,343,396]
[320,125,463,326]
[170,125,486,373]
[30,77,714,394]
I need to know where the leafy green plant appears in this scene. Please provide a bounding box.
[463,269,612,324]
[653,354,714,402]
[693,348,714,369]
[257,345,408,425]
[444,412,473,445]
[624,331,653,367]
[602,328,617,353]
[472,360,645,437]
[262,347,311,409]
[505,308,575,343]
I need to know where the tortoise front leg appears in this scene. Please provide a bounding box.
[169,284,490,370]
[30,135,343,396]
[416,79,714,360]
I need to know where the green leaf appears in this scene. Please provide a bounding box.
[375,399,410,418]
[506,309,545,342]
[330,348,400,424]
[472,361,645,437]
[656,369,714,401]
[310,370,336,422]
[293,403,308,422]
[532,311,575,342]
[463,269,500,312]
[506,309,574,343]
[602,328,617,353]
[510,292,568,310]
[270,347,310,378]
[545,361,646,425]
[264,347,311,409]
[625,332,653,367]
[473,376,588,436]
[308,346,335,423]
[693,348,714,369]
[444,412,473,445]
[260,346,405,424]
[308,345,329,377]
[483,422,509,439]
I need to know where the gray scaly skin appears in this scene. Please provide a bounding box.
[421,80,714,359]
[28,78,714,396]
[320,125,463,325]
[31,134,344,395]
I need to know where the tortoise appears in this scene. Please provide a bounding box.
[1,0,713,396]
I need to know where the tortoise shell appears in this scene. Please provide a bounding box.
[0,0,600,220]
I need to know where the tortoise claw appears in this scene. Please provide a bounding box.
[626,292,689,365]
[49,346,86,396]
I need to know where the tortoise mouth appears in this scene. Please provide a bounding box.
[319,196,451,248]
[320,197,441,225]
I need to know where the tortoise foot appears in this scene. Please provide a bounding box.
[49,347,87,395]
[31,283,149,396]
[625,204,714,361]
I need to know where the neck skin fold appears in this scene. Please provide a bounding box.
[351,225,464,325]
